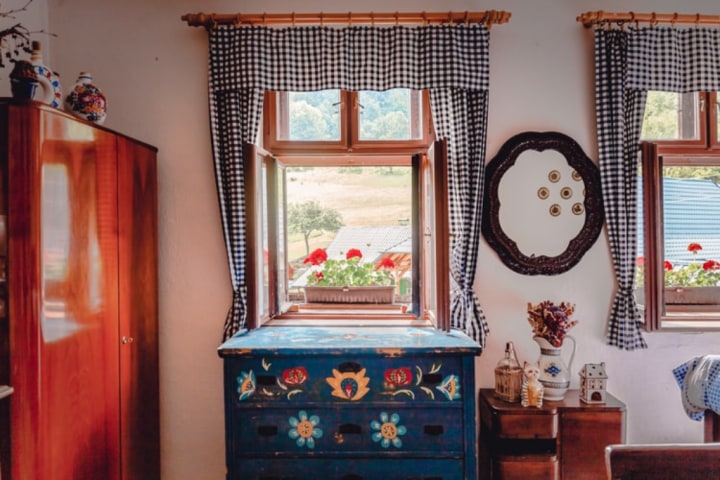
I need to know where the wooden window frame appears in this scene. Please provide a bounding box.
[244,94,449,329]
[639,92,720,331]
[263,90,434,155]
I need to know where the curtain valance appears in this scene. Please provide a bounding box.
[627,27,720,92]
[209,25,489,92]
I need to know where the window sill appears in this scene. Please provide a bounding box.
[264,317,435,328]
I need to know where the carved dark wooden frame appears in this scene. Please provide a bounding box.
[482,131,604,275]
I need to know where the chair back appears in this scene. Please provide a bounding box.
[606,443,720,480]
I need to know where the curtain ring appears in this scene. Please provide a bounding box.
[291,12,296,28]
[464,11,469,26]
[348,12,352,27]
[447,11,452,25]
[370,12,375,28]
[696,13,701,28]
[395,11,399,27]
[262,12,266,26]
[422,11,428,27]
[651,12,658,28]
[319,12,323,27]
[672,12,678,28]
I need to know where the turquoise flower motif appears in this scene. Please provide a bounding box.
[370,412,407,449]
[288,410,323,449]
[236,370,256,401]
[436,374,461,400]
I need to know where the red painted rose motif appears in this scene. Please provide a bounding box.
[384,367,413,387]
[664,260,673,271]
[282,367,308,386]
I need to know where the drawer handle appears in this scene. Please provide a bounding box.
[256,375,277,386]
[340,475,363,480]
[257,425,278,436]
[423,425,444,436]
[422,373,442,385]
[259,476,296,480]
[338,423,362,434]
[338,362,363,373]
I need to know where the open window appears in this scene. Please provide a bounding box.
[243,89,449,329]
[637,91,720,330]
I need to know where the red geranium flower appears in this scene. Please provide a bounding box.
[346,248,363,260]
[664,260,673,271]
[378,257,395,269]
[303,248,328,266]
[314,272,324,281]
[636,256,644,267]
[703,260,720,271]
[688,243,703,254]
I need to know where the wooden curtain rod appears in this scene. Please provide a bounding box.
[578,11,720,28]
[182,11,511,29]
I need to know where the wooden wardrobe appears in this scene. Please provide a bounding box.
[0,99,159,480]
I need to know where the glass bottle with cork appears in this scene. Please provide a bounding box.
[494,341,522,403]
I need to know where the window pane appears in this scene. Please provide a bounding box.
[358,89,422,141]
[284,165,413,306]
[641,92,699,141]
[278,90,341,141]
[662,164,720,293]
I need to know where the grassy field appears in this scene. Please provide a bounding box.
[285,166,412,261]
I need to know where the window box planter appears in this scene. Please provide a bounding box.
[303,286,394,304]
[635,286,720,305]
[664,286,720,305]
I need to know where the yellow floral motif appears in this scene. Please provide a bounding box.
[326,368,370,401]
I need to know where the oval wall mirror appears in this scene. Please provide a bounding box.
[482,131,604,275]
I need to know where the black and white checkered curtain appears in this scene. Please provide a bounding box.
[595,26,720,350]
[208,24,491,345]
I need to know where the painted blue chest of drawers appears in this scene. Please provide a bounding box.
[219,326,481,480]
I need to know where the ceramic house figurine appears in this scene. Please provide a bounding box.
[579,362,608,404]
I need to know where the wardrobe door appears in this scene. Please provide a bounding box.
[117,137,159,480]
[9,107,121,480]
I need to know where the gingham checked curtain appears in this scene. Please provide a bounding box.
[208,24,491,345]
[595,26,720,350]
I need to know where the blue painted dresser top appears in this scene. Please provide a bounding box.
[218,326,481,357]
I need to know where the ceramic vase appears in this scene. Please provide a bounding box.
[533,335,576,401]
[64,72,107,124]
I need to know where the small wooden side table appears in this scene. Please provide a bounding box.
[478,388,626,480]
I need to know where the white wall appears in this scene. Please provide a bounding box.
[23,0,720,478]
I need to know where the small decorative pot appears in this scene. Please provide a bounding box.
[64,72,107,124]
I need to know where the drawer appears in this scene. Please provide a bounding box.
[225,355,465,404]
[492,412,558,439]
[230,406,464,454]
[231,458,465,480]
[493,454,559,480]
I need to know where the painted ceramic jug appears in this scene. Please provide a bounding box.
[533,335,576,401]
[64,72,107,124]
[28,41,62,108]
